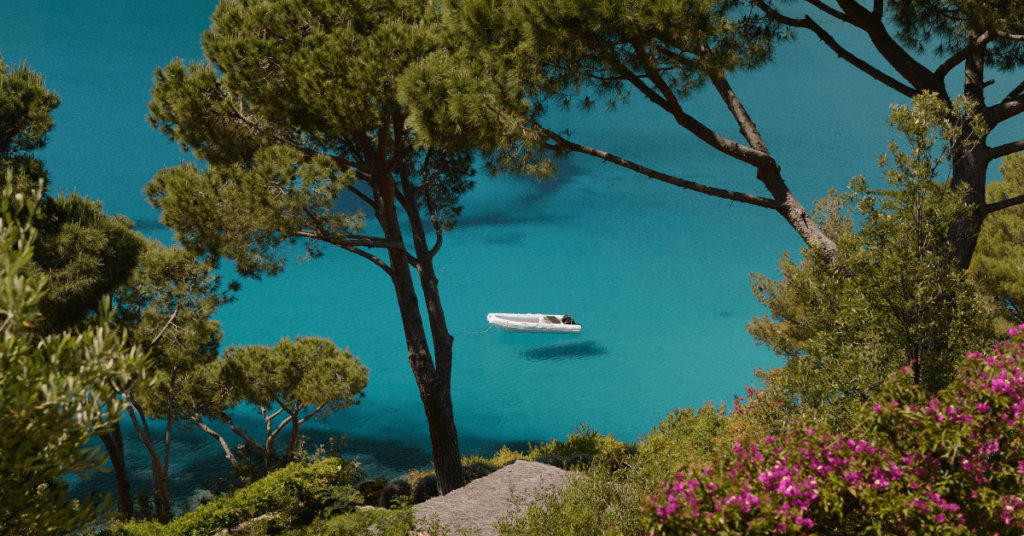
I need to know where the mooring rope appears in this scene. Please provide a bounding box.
[462,325,494,334]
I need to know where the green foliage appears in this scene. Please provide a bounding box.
[145,0,474,276]
[972,152,1024,329]
[411,474,440,504]
[2,55,145,332]
[0,56,59,196]
[645,330,1024,535]
[747,93,995,431]
[101,457,362,536]
[495,458,647,536]
[886,0,1024,72]
[377,479,412,509]
[399,0,789,176]
[30,193,146,332]
[634,404,729,477]
[0,183,149,534]
[283,505,420,536]
[462,461,499,482]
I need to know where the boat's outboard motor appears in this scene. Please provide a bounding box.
[562,316,574,325]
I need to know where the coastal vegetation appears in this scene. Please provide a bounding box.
[3,0,1024,532]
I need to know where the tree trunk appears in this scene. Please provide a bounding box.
[949,44,990,271]
[374,169,467,494]
[98,421,133,520]
[418,376,465,494]
[125,404,172,519]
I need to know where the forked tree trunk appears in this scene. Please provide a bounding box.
[373,169,467,494]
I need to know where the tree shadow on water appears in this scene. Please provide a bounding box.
[520,341,606,361]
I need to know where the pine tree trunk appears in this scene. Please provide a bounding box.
[949,45,990,271]
[419,377,465,494]
[99,421,134,520]
[374,168,467,493]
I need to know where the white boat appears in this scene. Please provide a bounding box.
[486,313,582,334]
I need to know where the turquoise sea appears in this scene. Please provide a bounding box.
[3,0,1022,504]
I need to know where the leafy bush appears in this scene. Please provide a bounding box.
[282,505,419,536]
[484,446,529,467]
[412,474,440,504]
[496,461,648,536]
[533,455,565,469]
[645,327,1024,535]
[377,479,411,509]
[463,461,499,482]
[528,423,628,462]
[101,457,361,535]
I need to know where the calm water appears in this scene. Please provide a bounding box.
[3,0,1021,503]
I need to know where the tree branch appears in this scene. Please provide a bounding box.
[338,245,393,276]
[986,138,1024,162]
[192,417,239,466]
[543,130,782,209]
[146,305,178,350]
[805,0,852,23]
[346,184,376,208]
[297,404,327,426]
[984,193,1024,215]
[934,31,994,79]
[753,0,916,97]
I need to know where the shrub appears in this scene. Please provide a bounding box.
[645,326,1024,535]
[496,462,648,536]
[377,479,411,509]
[486,446,529,467]
[463,461,499,482]
[411,474,440,504]
[565,453,593,469]
[529,423,628,462]
[533,455,565,469]
[101,457,361,535]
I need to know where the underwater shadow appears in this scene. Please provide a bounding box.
[520,341,607,361]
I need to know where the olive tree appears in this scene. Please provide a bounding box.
[0,184,148,534]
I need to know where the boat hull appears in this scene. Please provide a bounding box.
[486,313,582,334]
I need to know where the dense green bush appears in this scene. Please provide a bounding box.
[100,458,361,535]
[533,455,565,469]
[377,479,412,509]
[411,474,440,504]
[463,461,499,482]
[281,506,420,536]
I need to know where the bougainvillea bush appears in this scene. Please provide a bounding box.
[645,327,1024,535]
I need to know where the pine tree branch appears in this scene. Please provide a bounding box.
[985,82,1024,126]
[832,0,943,94]
[804,0,852,23]
[986,138,1024,162]
[753,0,916,97]
[934,31,994,79]
[346,184,376,208]
[709,74,770,153]
[609,51,775,168]
[995,30,1024,42]
[146,305,178,350]
[338,244,393,276]
[297,404,327,426]
[424,186,444,259]
[221,411,266,455]
[191,417,239,466]
[984,193,1024,215]
[542,130,782,209]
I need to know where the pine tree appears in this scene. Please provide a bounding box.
[748,0,1024,268]
[146,0,473,492]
